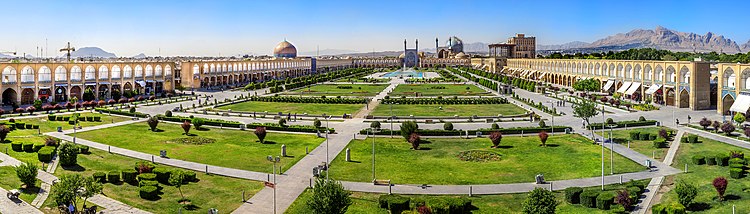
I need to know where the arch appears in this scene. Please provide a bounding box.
[679,66,690,84]
[70,86,82,100]
[165,65,172,77]
[111,65,121,79]
[123,65,133,78]
[722,94,735,115]
[135,65,143,78]
[193,65,200,75]
[625,64,632,79]
[617,63,624,78]
[21,66,34,83]
[634,64,641,80]
[209,64,215,73]
[724,67,736,89]
[609,63,616,76]
[123,82,133,91]
[70,66,82,81]
[2,88,17,105]
[54,86,66,102]
[99,65,109,79]
[222,64,227,72]
[145,65,153,77]
[21,88,34,104]
[84,65,96,80]
[155,65,163,77]
[665,87,676,106]
[679,89,689,108]
[54,66,67,82]
[655,65,664,81]
[39,66,51,82]
[594,63,601,75]
[644,65,652,81]
[742,68,750,90]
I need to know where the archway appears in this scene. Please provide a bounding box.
[38,89,51,102]
[722,94,735,115]
[665,88,675,106]
[111,84,121,100]
[679,89,689,108]
[2,88,17,106]
[98,85,110,100]
[54,87,67,102]
[70,86,82,101]
[21,88,35,105]
[123,82,133,92]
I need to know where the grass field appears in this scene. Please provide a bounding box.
[73,122,324,173]
[7,112,131,133]
[286,180,643,214]
[49,148,263,214]
[329,134,643,184]
[215,101,364,115]
[370,104,527,117]
[284,84,389,97]
[390,84,491,97]
[608,127,675,161]
[0,166,41,203]
[657,136,750,213]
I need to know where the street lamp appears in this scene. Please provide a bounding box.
[601,105,605,190]
[389,102,398,138]
[369,127,380,182]
[546,101,555,135]
[266,155,281,214]
[607,124,618,175]
[325,115,331,181]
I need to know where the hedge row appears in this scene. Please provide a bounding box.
[380,97,509,105]
[48,114,100,122]
[588,120,658,130]
[95,108,148,118]
[248,96,367,104]
[360,126,571,136]
[378,194,471,214]
[246,123,334,133]
[156,115,243,128]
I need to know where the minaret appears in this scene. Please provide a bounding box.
[435,38,439,57]
[404,39,407,52]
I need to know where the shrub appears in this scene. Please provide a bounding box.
[658,128,668,139]
[408,133,421,150]
[44,136,59,146]
[165,110,173,117]
[379,195,410,214]
[58,143,78,166]
[691,155,705,165]
[666,203,686,214]
[606,118,614,124]
[23,143,34,152]
[255,126,267,143]
[181,121,191,135]
[674,181,697,207]
[400,121,419,140]
[687,135,698,144]
[713,177,728,201]
[183,170,197,182]
[538,131,549,146]
[629,131,640,140]
[706,155,717,165]
[370,121,381,130]
[639,133,650,140]
[730,168,743,178]
[638,116,646,121]
[538,120,546,128]
[0,125,9,142]
[32,143,44,152]
[152,168,172,184]
[37,147,55,162]
[580,190,599,208]
[443,122,453,131]
[278,118,287,127]
[313,119,321,128]
[11,142,22,151]
[491,123,500,129]
[721,122,735,135]
[596,191,615,210]
[137,173,157,181]
[729,157,746,166]
[652,203,666,214]
[716,154,730,166]
[191,117,204,129]
[139,180,159,187]
[135,161,156,173]
[699,117,712,129]
[564,187,583,204]
[615,189,632,211]
[730,150,745,159]
[14,162,38,187]
[489,132,502,148]
[653,138,667,148]
[92,172,107,183]
[522,187,557,214]
[147,116,159,131]
[122,169,138,183]
[139,185,159,200]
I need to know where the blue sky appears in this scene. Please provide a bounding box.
[3,0,749,57]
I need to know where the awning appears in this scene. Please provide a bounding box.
[625,82,641,95]
[98,82,109,85]
[39,86,51,89]
[54,83,68,87]
[645,84,661,95]
[146,80,155,83]
[730,94,750,113]
[538,73,546,80]
[602,80,614,91]
[136,80,146,87]
[85,82,96,86]
[21,86,34,89]
[617,82,632,93]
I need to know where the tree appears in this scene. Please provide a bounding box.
[713,177,728,201]
[734,112,746,125]
[370,121,381,129]
[278,118,287,127]
[712,120,721,131]
[521,187,557,214]
[573,99,599,137]
[255,126,267,143]
[721,122,735,135]
[699,117,711,130]
[169,170,186,201]
[399,121,419,141]
[538,131,549,146]
[306,178,352,214]
[191,117,204,130]
[51,174,84,211]
[658,128,669,139]
[59,142,78,166]
[408,133,421,150]
[572,78,600,92]
[181,121,191,135]
[489,132,502,148]
[615,189,632,211]
[538,120,546,128]
[675,180,697,207]
[80,177,102,208]
[0,125,9,143]
[14,162,38,188]
[443,122,453,131]
[313,119,322,128]
[147,116,159,131]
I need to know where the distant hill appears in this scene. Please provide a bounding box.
[538,41,590,50]
[742,40,750,52]
[133,53,147,58]
[66,47,117,58]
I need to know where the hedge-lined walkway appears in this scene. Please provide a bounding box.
[632,130,684,213]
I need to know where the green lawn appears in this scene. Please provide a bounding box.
[50,148,263,214]
[390,84,490,97]
[329,134,643,185]
[285,84,389,97]
[72,122,324,173]
[657,136,750,213]
[0,166,41,203]
[286,180,643,214]
[608,127,675,161]
[215,101,364,115]
[6,112,131,133]
[370,104,527,117]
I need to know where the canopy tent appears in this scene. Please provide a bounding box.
[730,94,750,113]
[602,80,615,91]
[625,82,641,95]
[616,82,632,93]
[645,84,661,94]
[135,80,146,87]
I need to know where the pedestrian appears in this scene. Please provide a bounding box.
[687,115,691,124]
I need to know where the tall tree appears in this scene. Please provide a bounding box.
[573,99,599,138]
[399,121,419,141]
[81,177,103,208]
[169,170,186,201]
[51,174,84,211]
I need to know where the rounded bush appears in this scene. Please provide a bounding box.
[138,185,159,200]
[183,171,197,182]
[706,156,717,165]
[580,190,599,208]
[687,135,698,143]
[595,191,615,210]
[716,154,730,166]
[121,169,138,183]
[137,173,157,181]
[653,138,667,148]
[92,172,107,183]
[139,180,159,187]
[629,131,640,140]
[11,142,22,151]
[639,133,650,140]
[692,155,705,165]
[107,171,120,183]
[37,147,55,162]
[152,168,172,184]
[666,203,686,214]
[32,143,45,152]
[22,143,34,152]
[564,187,584,204]
[729,158,746,165]
[78,145,90,154]
[730,168,743,179]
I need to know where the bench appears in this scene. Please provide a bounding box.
[373,179,391,186]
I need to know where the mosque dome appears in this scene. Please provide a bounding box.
[445,36,464,53]
[398,53,405,59]
[273,40,297,58]
[454,52,467,59]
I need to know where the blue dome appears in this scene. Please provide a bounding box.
[444,36,463,53]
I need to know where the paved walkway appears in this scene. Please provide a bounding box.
[353,83,398,118]
[0,186,42,214]
[633,130,684,214]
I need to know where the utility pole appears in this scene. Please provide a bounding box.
[59,42,75,61]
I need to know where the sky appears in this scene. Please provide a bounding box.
[3,0,749,57]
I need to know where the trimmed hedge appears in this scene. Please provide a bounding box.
[687,135,698,143]
[580,191,599,208]
[378,195,410,214]
[716,154,730,166]
[139,185,159,200]
[122,169,138,183]
[639,133,650,140]
[588,120,658,130]
[11,142,22,151]
[730,168,743,178]
[183,171,197,182]
[249,96,368,104]
[653,203,686,214]
[139,180,159,187]
[729,158,746,165]
[595,191,615,210]
[92,172,106,183]
[629,131,640,140]
[564,187,584,204]
[653,138,668,148]
[137,173,157,181]
[381,97,509,105]
[37,147,56,162]
[32,143,44,152]
[706,156,717,165]
[692,155,705,165]
[361,126,572,136]
[246,123,334,133]
[95,108,148,118]
[78,145,90,154]
[134,161,156,173]
[107,171,120,183]
[157,115,243,128]
[152,168,172,184]
[23,143,34,152]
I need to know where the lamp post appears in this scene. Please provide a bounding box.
[389,102,398,138]
[325,115,330,181]
[607,124,618,175]
[601,105,605,190]
[266,155,281,214]
[546,100,555,135]
[369,127,380,181]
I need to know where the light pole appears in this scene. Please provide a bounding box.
[369,127,379,182]
[389,102,398,138]
[601,106,605,190]
[325,115,330,181]
[546,100,555,135]
[267,155,280,214]
[607,124,618,175]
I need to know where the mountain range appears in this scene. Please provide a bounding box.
[65,47,117,58]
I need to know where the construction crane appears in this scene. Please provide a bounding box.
[60,42,75,61]
[0,51,16,56]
